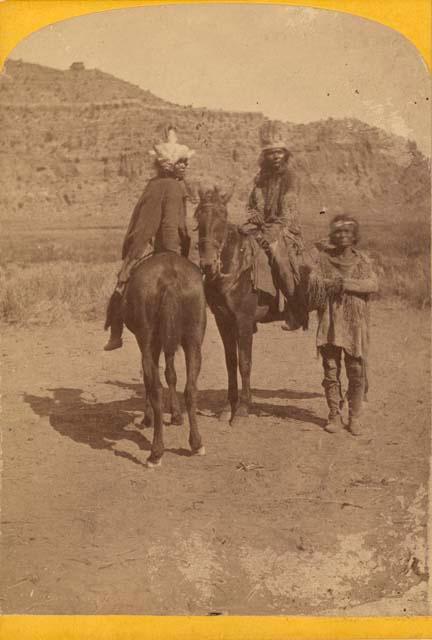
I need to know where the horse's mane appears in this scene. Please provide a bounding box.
[226,221,240,236]
[220,222,256,281]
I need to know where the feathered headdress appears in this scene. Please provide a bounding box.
[149,126,195,165]
[259,120,288,152]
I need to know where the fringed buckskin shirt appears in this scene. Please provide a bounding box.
[247,166,301,238]
[313,249,378,359]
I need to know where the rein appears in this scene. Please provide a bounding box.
[199,227,249,295]
[198,236,226,277]
[196,202,229,277]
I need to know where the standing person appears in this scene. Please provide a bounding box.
[309,214,379,435]
[244,120,308,330]
[103,127,195,351]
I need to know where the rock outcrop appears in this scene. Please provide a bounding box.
[0,59,429,229]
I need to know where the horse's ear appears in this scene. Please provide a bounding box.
[186,181,199,205]
[220,182,235,205]
[198,183,215,203]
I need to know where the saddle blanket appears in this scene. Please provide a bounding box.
[246,236,286,311]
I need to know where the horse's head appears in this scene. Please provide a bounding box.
[194,185,233,277]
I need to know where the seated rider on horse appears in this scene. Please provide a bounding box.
[241,121,308,331]
[104,127,195,351]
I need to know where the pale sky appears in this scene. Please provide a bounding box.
[9,4,431,154]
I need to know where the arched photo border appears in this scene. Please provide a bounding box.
[0,0,430,69]
[0,1,430,638]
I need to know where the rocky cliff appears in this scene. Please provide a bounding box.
[0,59,429,229]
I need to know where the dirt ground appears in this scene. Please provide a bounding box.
[1,301,430,615]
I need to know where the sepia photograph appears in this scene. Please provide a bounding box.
[0,2,430,620]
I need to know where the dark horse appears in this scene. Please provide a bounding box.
[195,186,304,426]
[122,252,207,466]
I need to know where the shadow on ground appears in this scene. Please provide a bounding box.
[24,385,205,466]
[24,382,325,465]
[106,380,325,428]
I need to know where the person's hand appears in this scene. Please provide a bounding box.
[332,276,345,296]
[180,235,191,258]
[259,238,271,253]
[248,213,265,227]
[324,276,344,297]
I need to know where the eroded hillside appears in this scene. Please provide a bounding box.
[0,59,429,229]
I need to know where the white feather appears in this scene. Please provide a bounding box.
[167,127,178,144]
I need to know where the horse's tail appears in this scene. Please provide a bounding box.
[159,285,182,354]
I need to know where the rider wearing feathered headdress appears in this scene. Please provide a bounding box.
[244,120,308,331]
[103,126,195,351]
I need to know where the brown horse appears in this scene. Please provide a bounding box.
[123,252,207,466]
[195,186,307,426]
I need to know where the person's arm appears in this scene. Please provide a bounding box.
[122,181,163,259]
[343,274,378,294]
[343,257,379,294]
[281,171,301,236]
[178,213,191,258]
[246,182,265,227]
[179,232,191,258]
[121,191,145,259]
[160,180,183,252]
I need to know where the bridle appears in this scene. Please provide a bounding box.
[197,236,227,277]
[196,202,228,277]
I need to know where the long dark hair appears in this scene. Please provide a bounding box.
[255,150,294,195]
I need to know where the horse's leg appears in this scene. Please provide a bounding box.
[133,352,154,428]
[214,312,238,421]
[139,390,154,428]
[231,317,254,424]
[183,336,205,456]
[143,341,164,467]
[142,391,154,428]
[165,353,183,425]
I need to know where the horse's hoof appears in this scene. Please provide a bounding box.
[146,457,162,468]
[192,446,206,456]
[141,415,153,428]
[171,414,184,426]
[235,405,249,418]
[138,418,151,429]
[230,415,248,428]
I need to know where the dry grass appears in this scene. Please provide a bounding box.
[373,255,430,309]
[0,228,123,264]
[0,262,116,325]
[366,220,430,309]
[0,254,429,327]
[0,218,429,325]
